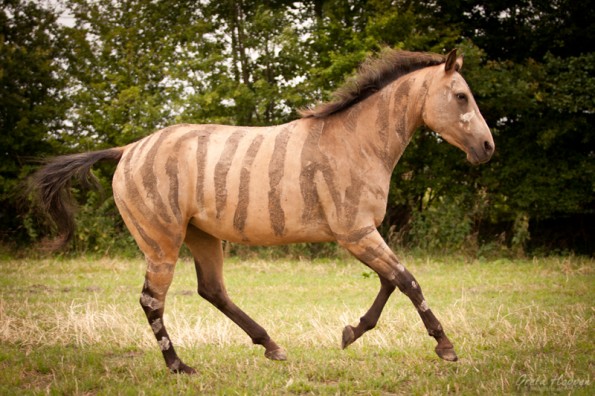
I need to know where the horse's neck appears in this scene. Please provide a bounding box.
[328,70,429,173]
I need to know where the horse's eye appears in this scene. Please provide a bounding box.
[456,93,468,102]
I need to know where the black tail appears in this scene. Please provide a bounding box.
[29,148,124,251]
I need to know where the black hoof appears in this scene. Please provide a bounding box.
[341,325,355,349]
[265,348,287,361]
[435,347,458,362]
[169,360,197,374]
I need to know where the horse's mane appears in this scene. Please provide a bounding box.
[300,49,446,118]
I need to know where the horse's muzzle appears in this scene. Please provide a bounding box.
[467,140,495,165]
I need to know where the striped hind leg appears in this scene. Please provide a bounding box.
[338,229,458,361]
[139,256,196,373]
[114,198,195,373]
[184,225,286,360]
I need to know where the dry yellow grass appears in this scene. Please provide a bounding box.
[1,255,593,394]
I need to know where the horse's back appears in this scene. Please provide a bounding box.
[112,122,335,246]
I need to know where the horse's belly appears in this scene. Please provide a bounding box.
[189,215,335,246]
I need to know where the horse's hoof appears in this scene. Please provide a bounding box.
[170,361,197,374]
[265,348,287,361]
[341,325,355,349]
[435,347,458,362]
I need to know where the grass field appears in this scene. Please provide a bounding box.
[0,253,593,395]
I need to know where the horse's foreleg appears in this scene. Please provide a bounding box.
[339,230,458,361]
[185,225,286,360]
[140,260,196,373]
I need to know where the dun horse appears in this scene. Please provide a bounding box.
[31,49,494,373]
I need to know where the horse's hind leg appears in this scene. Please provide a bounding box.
[184,224,286,360]
[139,253,196,374]
[115,200,195,373]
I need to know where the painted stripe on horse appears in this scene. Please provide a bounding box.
[120,138,164,238]
[299,120,326,223]
[165,129,213,223]
[195,127,214,209]
[334,225,376,244]
[374,91,393,171]
[299,119,365,229]
[214,131,246,219]
[393,78,413,141]
[341,103,362,133]
[268,126,292,236]
[141,127,178,224]
[342,170,364,229]
[117,195,163,257]
[233,134,265,237]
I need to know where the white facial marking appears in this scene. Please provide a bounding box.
[396,263,405,272]
[158,336,171,351]
[141,293,163,310]
[411,281,418,289]
[460,110,475,123]
[419,300,429,312]
[151,318,163,334]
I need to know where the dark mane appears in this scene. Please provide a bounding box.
[300,49,446,118]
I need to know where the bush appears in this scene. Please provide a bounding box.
[406,196,473,253]
[73,191,137,257]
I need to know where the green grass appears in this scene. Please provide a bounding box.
[1,254,593,395]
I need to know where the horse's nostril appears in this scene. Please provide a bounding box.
[484,141,494,154]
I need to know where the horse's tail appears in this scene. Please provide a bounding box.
[29,147,126,251]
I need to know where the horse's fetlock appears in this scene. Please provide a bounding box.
[359,316,377,331]
[428,328,445,339]
[253,333,271,346]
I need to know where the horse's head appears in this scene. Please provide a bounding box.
[422,50,494,165]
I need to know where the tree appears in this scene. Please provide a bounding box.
[0,0,70,244]
[64,0,207,147]
[179,1,312,126]
[409,0,595,253]
[416,0,595,61]
[6,0,591,254]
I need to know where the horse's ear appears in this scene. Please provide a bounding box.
[445,49,462,73]
[456,54,463,71]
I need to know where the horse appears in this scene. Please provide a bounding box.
[31,49,494,373]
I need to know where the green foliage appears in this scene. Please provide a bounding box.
[74,192,137,257]
[0,1,70,244]
[511,212,530,256]
[64,0,204,146]
[415,1,594,254]
[227,241,344,261]
[407,195,473,253]
[1,0,592,255]
[474,53,594,221]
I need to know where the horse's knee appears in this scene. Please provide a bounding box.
[392,271,417,294]
[391,269,427,306]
